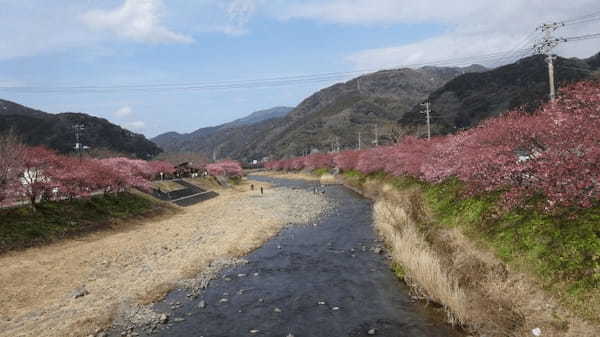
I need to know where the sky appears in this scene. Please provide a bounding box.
[0,0,599,138]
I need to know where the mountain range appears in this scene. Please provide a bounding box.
[152,106,293,156]
[401,53,600,134]
[0,100,161,158]
[153,65,484,161]
[153,53,600,162]
[4,52,598,163]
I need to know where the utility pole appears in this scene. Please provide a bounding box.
[535,22,566,102]
[420,101,431,141]
[358,131,362,150]
[373,125,379,147]
[73,124,85,162]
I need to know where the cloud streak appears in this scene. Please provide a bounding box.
[82,0,193,44]
[284,0,600,69]
[113,106,133,118]
[125,120,146,130]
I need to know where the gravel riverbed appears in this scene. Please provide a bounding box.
[0,180,329,337]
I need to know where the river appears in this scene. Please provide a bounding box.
[112,175,463,337]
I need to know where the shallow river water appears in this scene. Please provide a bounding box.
[114,176,464,337]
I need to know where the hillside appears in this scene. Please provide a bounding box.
[0,100,161,158]
[225,106,293,128]
[401,53,600,133]
[153,66,475,160]
[154,53,600,162]
[152,107,293,154]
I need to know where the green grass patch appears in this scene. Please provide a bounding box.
[0,192,168,254]
[420,179,600,321]
[312,168,330,176]
[391,262,407,281]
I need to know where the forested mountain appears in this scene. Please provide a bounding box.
[400,53,600,133]
[0,100,161,158]
[153,52,600,162]
[152,107,293,154]
[153,66,478,161]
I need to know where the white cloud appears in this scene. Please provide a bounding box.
[81,0,193,44]
[114,106,133,118]
[125,120,146,130]
[284,0,600,69]
[207,0,259,36]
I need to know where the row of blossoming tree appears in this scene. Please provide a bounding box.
[266,81,600,211]
[206,160,244,178]
[0,137,243,208]
[0,142,175,208]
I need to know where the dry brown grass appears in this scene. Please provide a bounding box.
[319,173,337,184]
[374,187,469,327]
[152,180,185,192]
[183,176,223,190]
[362,178,600,337]
[0,179,328,337]
[440,228,600,337]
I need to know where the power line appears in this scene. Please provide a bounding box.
[564,32,600,42]
[491,29,541,68]
[0,48,536,94]
[562,10,600,25]
[2,11,596,95]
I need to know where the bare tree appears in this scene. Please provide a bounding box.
[0,130,26,203]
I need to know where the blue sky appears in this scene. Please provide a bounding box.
[1,0,599,137]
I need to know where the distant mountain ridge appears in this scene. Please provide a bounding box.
[151,52,600,162]
[152,106,293,153]
[225,106,293,128]
[0,100,162,158]
[400,53,600,133]
[152,65,481,160]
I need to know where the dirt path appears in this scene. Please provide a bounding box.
[0,180,328,337]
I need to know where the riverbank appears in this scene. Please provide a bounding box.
[0,191,173,254]
[260,170,600,337]
[109,175,463,337]
[0,178,329,337]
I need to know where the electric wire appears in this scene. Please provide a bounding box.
[2,12,598,95]
[562,10,600,26]
[0,48,535,94]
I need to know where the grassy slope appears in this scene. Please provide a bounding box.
[342,170,600,322]
[0,192,171,253]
